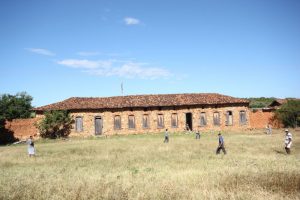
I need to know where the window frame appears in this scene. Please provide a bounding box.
[157,114,164,128]
[75,116,83,132]
[128,115,136,129]
[213,112,221,126]
[114,115,122,130]
[239,110,247,125]
[199,112,207,127]
[142,114,150,129]
[171,113,178,128]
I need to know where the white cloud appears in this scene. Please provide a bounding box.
[124,17,140,25]
[57,59,171,79]
[25,48,55,56]
[77,51,102,56]
[57,59,112,69]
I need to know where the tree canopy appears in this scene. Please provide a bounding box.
[0,92,33,121]
[247,97,276,108]
[0,92,33,144]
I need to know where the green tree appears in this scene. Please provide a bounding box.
[247,97,276,108]
[0,92,33,121]
[36,110,73,139]
[0,92,33,144]
[276,100,300,128]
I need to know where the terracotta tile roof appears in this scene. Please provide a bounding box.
[268,98,300,108]
[34,93,249,111]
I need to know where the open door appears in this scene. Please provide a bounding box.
[185,113,193,131]
[95,116,103,135]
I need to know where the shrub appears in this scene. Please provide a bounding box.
[276,100,300,128]
[36,110,73,139]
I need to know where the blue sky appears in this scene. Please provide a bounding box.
[0,0,299,107]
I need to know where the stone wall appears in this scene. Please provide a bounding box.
[69,104,250,136]
[249,110,282,129]
[15,106,285,138]
[5,118,40,140]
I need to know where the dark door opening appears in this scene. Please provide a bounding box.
[95,117,103,135]
[185,113,193,131]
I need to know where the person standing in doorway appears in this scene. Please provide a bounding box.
[216,132,226,155]
[164,129,169,143]
[26,136,35,157]
[284,129,292,154]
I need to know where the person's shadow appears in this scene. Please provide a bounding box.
[274,149,286,155]
[0,120,18,145]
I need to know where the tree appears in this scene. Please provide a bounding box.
[0,92,33,144]
[36,110,73,139]
[276,100,300,128]
[247,97,276,108]
[0,92,33,122]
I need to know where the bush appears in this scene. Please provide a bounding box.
[247,97,276,108]
[36,110,73,139]
[276,100,300,128]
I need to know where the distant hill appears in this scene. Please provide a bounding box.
[247,97,276,108]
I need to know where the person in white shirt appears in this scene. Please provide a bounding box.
[266,123,272,135]
[284,129,292,154]
[26,136,35,157]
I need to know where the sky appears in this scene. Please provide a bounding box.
[0,0,299,107]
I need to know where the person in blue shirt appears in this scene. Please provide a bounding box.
[216,132,226,155]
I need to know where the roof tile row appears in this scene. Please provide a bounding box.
[34,93,249,111]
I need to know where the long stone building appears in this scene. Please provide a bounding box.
[34,93,250,136]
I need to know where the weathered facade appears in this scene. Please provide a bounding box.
[34,93,250,136]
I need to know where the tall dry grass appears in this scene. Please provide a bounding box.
[0,129,299,200]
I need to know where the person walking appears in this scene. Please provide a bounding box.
[26,136,35,157]
[195,130,200,139]
[216,132,226,155]
[284,129,292,154]
[164,129,169,143]
[266,124,272,135]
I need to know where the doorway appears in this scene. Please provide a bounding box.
[226,111,233,126]
[95,116,103,135]
[185,113,193,131]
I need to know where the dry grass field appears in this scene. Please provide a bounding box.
[0,129,299,200]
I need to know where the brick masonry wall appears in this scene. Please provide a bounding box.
[70,105,250,136]
[5,118,40,140]
[249,110,282,129]
[13,107,284,139]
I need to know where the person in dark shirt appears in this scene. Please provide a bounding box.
[216,132,226,155]
[164,129,169,143]
[195,130,200,139]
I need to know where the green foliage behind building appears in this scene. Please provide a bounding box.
[247,97,276,108]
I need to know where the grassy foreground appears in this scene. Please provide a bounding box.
[0,129,299,200]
